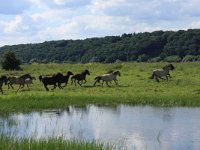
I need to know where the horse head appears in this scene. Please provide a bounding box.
[113,71,121,76]
[84,69,90,75]
[67,71,73,76]
[162,64,175,71]
[169,64,175,70]
[39,75,43,82]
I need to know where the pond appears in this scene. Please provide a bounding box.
[0,105,200,150]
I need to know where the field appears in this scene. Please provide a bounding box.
[0,62,200,113]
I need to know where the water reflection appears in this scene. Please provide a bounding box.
[0,105,200,150]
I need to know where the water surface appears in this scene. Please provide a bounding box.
[1,105,200,150]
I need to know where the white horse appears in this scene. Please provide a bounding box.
[149,64,175,82]
[94,71,121,86]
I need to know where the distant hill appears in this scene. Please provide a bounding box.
[1,29,200,63]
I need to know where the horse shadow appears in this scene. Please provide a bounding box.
[82,84,131,88]
[193,89,200,94]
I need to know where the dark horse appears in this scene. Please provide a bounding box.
[71,69,90,86]
[0,75,8,94]
[39,75,57,91]
[39,71,73,91]
[55,71,73,88]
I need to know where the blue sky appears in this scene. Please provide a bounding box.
[0,0,200,46]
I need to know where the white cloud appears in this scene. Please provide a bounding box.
[1,15,22,33]
[1,0,200,46]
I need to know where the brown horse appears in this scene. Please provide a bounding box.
[39,71,73,91]
[39,75,57,91]
[55,71,73,88]
[71,70,90,86]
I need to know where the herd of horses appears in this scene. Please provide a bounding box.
[0,64,175,94]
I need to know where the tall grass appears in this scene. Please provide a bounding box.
[0,136,112,150]
[0,62,200,113]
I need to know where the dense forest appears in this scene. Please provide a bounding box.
[1,29,200,64]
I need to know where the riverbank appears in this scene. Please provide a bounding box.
[0,62,199,113]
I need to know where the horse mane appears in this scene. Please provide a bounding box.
[113,70,121,76]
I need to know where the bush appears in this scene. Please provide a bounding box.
[149,57,162,62]
[137,54,150,62]
[164,55,181,62]
[182,55,196,62]
[2,51,22,70]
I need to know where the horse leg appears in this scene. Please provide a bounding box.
[73,80,76,85]
[71,79,75,85]
[63,82,67,87]
[16,85,21,93]
[26,83,29,88]
[168,73,172,78]
[51,84,57,90]
[78,80,82,86]
[149,72,155,79]
[159,77,166,80]
[93,79,99,86]
[102,81,105,86]
[44,84,49,91]
[82,79,87,84]
[7,81,10,89]
[58,83,62,89]
[10,84,14,89]
[165,75,168,81]
[113,79,118,85]
[106,82,111,87]
[156,77,160,82]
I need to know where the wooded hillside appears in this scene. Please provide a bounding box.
[1,29,200,63]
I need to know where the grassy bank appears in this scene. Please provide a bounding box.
[0,62,200,113]
[0,136,111,150]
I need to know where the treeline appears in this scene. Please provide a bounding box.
[1,29,200,64]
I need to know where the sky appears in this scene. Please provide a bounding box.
[0,0,200,46]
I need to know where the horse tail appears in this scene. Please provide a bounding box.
[149,72,155,79]
[94,76,101,81]
[39,75,43,82]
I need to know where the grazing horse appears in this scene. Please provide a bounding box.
[8,73,32,90]
[94,71,121,87]
[54,71,73,88]
[39,75,57,91]
[0,75,8,94]
[149,64,175,82]
[71,69,90,86]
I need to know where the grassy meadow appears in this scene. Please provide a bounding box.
[0,62,200,113]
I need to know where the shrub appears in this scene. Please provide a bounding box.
[149,57,162,62]
[137,54,150,62]
[164,55,181,62]
[2,51,22,70]
[182,55,196,62]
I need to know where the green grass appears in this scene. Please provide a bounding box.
[0,136,112,150]
[0,62,200,113]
